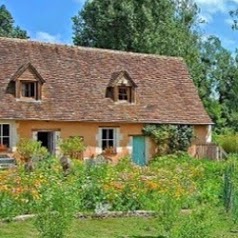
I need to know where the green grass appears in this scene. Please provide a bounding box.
[0,216,238,238]
[0,217,159,238]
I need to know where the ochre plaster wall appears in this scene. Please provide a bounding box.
[16,121,211,162]
[192,125,211,144]
[188,125,212,157]
[17,121,144,162]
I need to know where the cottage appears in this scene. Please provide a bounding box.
[0,37,212,164]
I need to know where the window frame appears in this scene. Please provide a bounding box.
[101,128,117,152]
[20,81,37,99]
[118,86,129,101]
[0,124,10,148]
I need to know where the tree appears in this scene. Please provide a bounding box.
[0,4,28,39]
[72,0,201,57]
[230,9,238,30]
[198,36,238,132]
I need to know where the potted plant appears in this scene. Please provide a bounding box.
[0,144,7,152]
[103,147,117,155]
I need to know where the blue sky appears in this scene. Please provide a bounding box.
[1,0,237,51]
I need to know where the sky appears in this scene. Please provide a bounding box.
[1,0,237,51]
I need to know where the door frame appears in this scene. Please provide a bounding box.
[32,129,61,155]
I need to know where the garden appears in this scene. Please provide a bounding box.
[1,135,238,238]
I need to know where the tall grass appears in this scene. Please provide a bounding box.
[215,134,238,153]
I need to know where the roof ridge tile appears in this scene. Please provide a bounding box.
[0,37,184,61]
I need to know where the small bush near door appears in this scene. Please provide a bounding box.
[16,138,49,162]
[59,136,85,159]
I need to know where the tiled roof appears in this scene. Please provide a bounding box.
[0,37,212,124]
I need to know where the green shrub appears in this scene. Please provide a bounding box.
[215,134,238,153]
[17,138,49,161]
[173,208,213,238]
[159,195,180,235]
[143,124,193,155]
[59,136,85,159]
[0,192,21,220]
[34,183,75,238]
[223,156,238,224]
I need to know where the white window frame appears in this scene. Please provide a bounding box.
[101,128,116,151]
[0,124,10,148]
[96,128,121,154]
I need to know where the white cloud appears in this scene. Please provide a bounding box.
[34,31,62,43]
[221,37,236,48]
[225,18,234,26]
[201,34,210,42]
[199,13,213,23]
[195,0,227,13]
[195,0,238,14]
[73,0,86,4]
[194,0,238,30]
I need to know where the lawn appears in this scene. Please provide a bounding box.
[0,216,238,238]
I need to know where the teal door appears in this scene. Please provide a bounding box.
[132,136,146,166]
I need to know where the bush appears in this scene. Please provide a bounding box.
[215,134,238,153]
[143,124,193,155]
[223,156,238,224]
[173,208,213,238]
[16,138,49,162]
[59,136,85,159]
[34,183,75,238]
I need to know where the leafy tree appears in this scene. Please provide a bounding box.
[230,9,238,30]
[0,4,28,39]
[72,0,201,60]
[198,36,238,132]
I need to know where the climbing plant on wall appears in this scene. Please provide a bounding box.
[142,124,193,155]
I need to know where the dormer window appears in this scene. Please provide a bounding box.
[118,86,129,101]
[21,82,36,98]
[11,63,45,101]
[106,71,137,103]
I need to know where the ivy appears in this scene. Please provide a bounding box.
[142,124,193,155]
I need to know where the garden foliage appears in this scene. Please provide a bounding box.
[16,138,49,162]
[0,152,230,237]
[0,153,225,218]
[143,124,193,155]
[223,156,238,225]
[59,136,85,159]
[214,134,238,154]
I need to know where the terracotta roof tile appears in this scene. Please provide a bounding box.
[0,37,212,124]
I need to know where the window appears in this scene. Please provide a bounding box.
[101,128,116,150]
[118,87,128,101]
[106,71,136,103]
[12,63,45,101]
[21,82,36,98]
[0,124,10,148]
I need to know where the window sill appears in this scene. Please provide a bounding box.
[16,98,41,103]
[114,101,135,105]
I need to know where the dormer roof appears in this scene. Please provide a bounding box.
[108,71,137,87]
[11,62,45,84]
